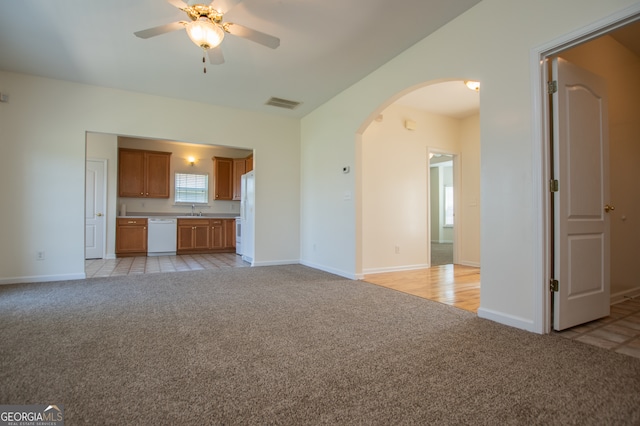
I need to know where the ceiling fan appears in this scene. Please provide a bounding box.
[134,0,280,70]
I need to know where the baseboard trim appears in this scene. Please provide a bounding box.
[611,287,640,305]
[0,273,87,286]
[252,259,299,267]
[363,264,430,275]
[477,307,537,333]
[457,261,480,268]
[299,260,357,280]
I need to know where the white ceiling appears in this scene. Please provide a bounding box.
[0,0,482,118]
[395,81,480,119]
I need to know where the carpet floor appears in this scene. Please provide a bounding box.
[1,265,639,425]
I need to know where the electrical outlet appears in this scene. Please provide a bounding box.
[36,251,45,260]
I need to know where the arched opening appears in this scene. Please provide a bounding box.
[357,80,481,312]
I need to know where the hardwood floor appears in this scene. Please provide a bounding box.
[363,264,481,313]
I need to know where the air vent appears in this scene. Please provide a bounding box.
[265,97,301,110]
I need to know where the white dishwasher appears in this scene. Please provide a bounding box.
[147,218,177,256]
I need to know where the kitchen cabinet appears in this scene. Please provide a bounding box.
[116,218,148,256]
[232,159,246,200]
[177,219,210,251]
[118,148,171,198]
[213,157,233,200]
[210,219,224,249]
[245,154,253,172]
[177,218,236,253]
[224,218,236,249]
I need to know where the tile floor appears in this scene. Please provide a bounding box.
[555,297,640,359]
[85,253,249,278]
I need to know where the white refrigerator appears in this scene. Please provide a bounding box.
[240,171,255,265]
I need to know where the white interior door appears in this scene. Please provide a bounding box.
[86,159,106,259]
[553,57,611,331]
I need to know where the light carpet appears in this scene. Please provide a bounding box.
[1,265,639,424]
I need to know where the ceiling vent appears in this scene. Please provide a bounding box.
[265,97,301,110]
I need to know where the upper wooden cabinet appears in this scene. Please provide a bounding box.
[232,158,246,201]
[213,156,233,200]
[118,148,171,198]
[245,155,253,172]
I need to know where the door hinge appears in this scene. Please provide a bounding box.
[547,80,558,94]
[550,179,559,192]
[550,279,559,292]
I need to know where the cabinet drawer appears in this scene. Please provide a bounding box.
[117,218,148,226]
[177,219,210,226]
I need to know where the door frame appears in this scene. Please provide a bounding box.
[85,158,108,260]
[427,148,459,267]
[531,4,640,334]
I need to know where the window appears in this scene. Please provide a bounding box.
[175,173,208,204]
[444,185,454,226]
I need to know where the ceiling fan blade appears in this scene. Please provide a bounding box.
[210,0,243,14]
[225,23,280,49]
[134,21,186,39]
[208,46,225,65]
[167,0,189,10]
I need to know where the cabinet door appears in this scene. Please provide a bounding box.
[146,152,171,198]
[177,224,195,250]
[224,219,236,248]
[245,155,253,172]
[213,157,233,200]
[116,219,147,254]
[233,159,246,201]
[193,224,211,249]
[210,220,224,249]
[118,149,145,197]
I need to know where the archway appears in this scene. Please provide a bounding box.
[357,80,481,312]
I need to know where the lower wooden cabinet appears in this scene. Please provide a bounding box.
[116,218,148,257]
[177,218,236,254]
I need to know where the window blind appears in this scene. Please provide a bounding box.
[175,173,208,203]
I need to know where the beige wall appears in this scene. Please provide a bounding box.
[560,35,640,299]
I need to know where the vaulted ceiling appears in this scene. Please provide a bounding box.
[0,0,483,118]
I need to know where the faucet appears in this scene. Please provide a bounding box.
[191,204,195,216]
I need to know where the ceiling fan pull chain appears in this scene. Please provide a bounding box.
[202,53,207,74]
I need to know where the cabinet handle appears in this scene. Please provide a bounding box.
[146,193,149,196]
[143,227,146,230]
[140,192,143,195]
[128,221,136,224]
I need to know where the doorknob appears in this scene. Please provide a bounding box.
[604,204,615,213]
[96,213,104,217]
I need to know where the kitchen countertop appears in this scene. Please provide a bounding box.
[118,213,240,219]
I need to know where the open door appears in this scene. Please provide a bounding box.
[552,58,611,331]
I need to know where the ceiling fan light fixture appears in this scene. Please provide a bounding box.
[186,19,224,49]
